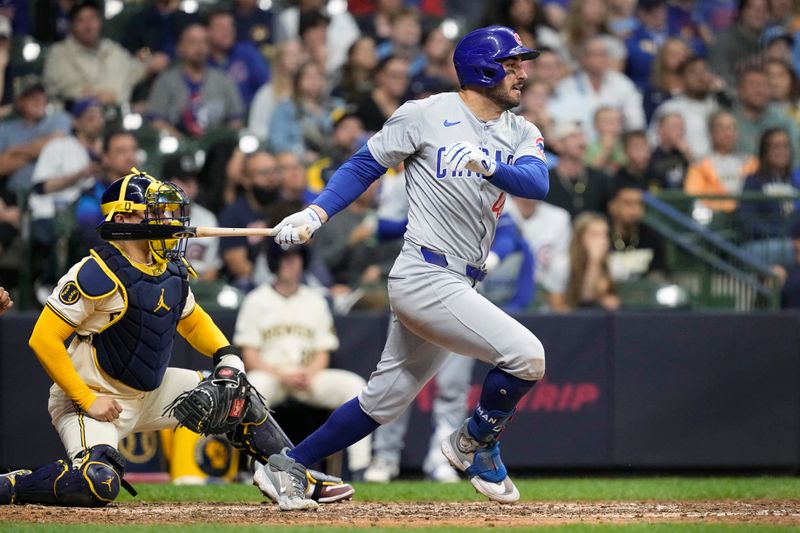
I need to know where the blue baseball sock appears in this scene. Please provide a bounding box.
[468,367,536,442]
[286,397,379,468]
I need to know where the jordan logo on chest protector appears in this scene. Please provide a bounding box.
[153,288,172,313]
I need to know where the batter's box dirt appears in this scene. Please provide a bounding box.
[2,501,800,527]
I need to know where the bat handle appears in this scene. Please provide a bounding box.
[267,224,314,242]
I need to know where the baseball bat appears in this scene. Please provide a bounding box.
[97,223,312,242]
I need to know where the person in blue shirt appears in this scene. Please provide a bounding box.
[625,0,670,91]
[206,8,270,107]
[232,0,274,49]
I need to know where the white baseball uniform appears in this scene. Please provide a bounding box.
[45,257,202,466]
[234,284,371,471]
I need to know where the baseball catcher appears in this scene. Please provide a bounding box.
[0,170,352,507]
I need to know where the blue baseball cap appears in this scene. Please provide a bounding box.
[70,97,101,117]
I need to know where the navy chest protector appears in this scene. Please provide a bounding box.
[91,244,189,391]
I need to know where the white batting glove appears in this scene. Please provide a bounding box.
[443,141,497,177]
[273,207,323,246]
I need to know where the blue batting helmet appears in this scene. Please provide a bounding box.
[453,26,539,88]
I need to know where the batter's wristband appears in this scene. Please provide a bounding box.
[213,345,243,366]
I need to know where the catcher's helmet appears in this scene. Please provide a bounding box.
[453,25,539,88]
[101,168,190,264]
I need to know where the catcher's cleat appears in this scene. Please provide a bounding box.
[0,470,32,505]
[253,448,318,511]
[305,469,354,503]
[441,421,519,504]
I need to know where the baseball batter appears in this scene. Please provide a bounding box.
[0,171,351,507]
[254,25,549,511]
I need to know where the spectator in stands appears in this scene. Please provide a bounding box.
[146,23,244,138]
[277,0,360,73]
[764,58,800,126]
[649,55,722,160]
[615,129,656,191]
[642,37,691,122]
[779,217,800,308]
[206,8,270,107]
[546,120,614,218]
[506,197,572,312]
[563,0,613,60]
[624,0,669,91]
[408,27,458,99]
[648,112,691,189]
[0,75,71,194]
[333,36,377,104]
[311,182,381,291]
[268,61,342,161]
[121,0,194,64]
[738,127,800,266]
[248,40,308,142]
[218,150,281,292]
[710,0,770,88]
[484,0,547,48]
[480,212,537,313]
[684,110,758,212]
[43,0,156,106]
[584,106,626,175]
[297,10,331,73]
[276,151,314,205]
[760,25,795,62]
[549,36,645,140]
[234,241,371,476]
[163,154,221,280]
[74,130,138,251]
[32,0,76,43]
[0,15,17,117]
[565,212,620,310]
[607,0,638,37]
[232,0,274,50]
[376,7,425,78]
[607,182,669,281]
[528,46,569,90]
[29,97,103,288]
[352,0,399,36]
[355,56,410,133]
[518,79,554,149]
[307,113,366,193]
[732,64,800,166]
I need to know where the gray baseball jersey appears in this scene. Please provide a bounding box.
[357,92,547,424]
[367,92,546,265]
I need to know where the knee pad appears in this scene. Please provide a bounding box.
[525,352,546,381]
[15,445,126,507]
[228,388,293,463]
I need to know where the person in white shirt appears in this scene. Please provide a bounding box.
[234,242,371,475]
[29,97,104,287]
[648,56,721,161]
[505,197,572,311]
[549,35,644,139]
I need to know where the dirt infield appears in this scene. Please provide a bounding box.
[2,500,799,527]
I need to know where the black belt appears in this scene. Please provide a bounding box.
[420,247,487,282]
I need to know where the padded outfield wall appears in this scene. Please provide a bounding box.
[1,311,798,471]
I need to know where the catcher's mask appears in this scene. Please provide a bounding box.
[101,168,191,264]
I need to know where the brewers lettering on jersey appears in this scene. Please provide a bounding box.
[254,25,550,511]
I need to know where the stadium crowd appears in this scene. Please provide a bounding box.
[1,0,800,313]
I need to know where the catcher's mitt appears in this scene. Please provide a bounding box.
[165,364,251,435]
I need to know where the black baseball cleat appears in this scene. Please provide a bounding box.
[0,470,32,505]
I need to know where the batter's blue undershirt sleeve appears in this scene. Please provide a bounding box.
[314,145,388,217]
[486,155,549,199]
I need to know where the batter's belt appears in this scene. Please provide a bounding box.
[419,247,487,283]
